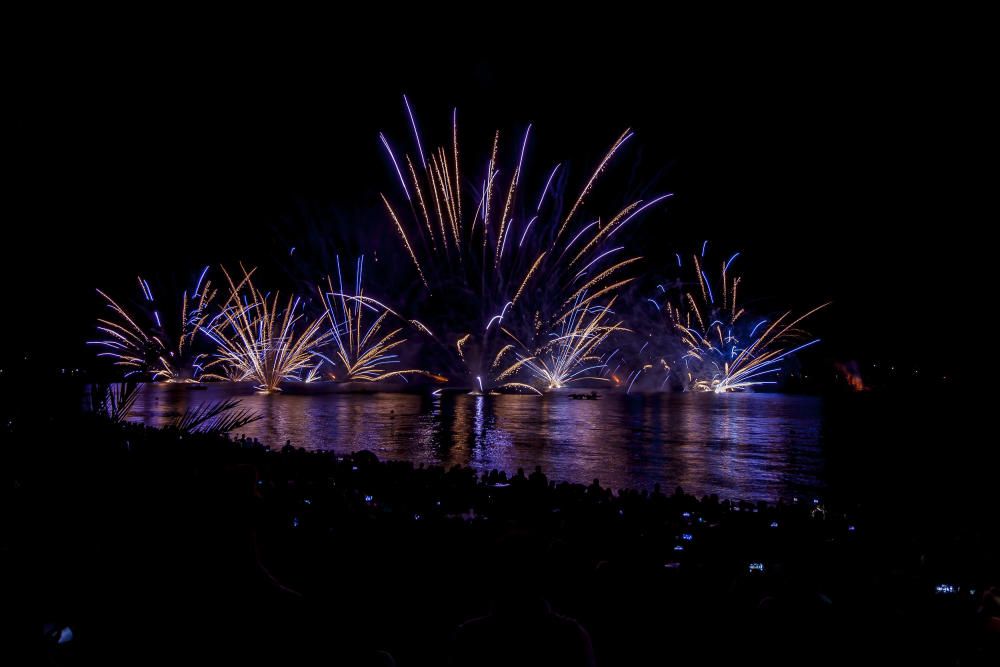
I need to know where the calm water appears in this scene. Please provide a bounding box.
[130,384,825,502]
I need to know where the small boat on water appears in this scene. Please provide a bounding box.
[568,391,599,400]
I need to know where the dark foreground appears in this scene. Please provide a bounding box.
[2,416,998,665]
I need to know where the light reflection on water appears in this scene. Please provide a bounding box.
[130,384,824,502]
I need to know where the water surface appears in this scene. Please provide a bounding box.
[131,384,825,502]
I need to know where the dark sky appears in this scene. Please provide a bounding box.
[3,25,986,377]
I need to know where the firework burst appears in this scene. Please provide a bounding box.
[90,268,217,381]
[650,243,828,392]
[316,255,440,383]
[518,295,627,390]
[378,98,669,392]
[200,266,333,392]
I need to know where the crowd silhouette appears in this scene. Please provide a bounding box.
[1,416,997,665]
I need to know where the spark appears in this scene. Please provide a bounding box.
[656,244,828,393]
[379,133,412,202]
[374,102,658,393]
[606,193,673,238]
[518,216,539,248]
[536,164,562,212]
[92,269,217,382]
[519,296,626,390]
[403,94,427,168]
[318,256,432,382]
[200,265,333,392]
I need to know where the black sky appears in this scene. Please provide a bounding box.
[3,24,987,377]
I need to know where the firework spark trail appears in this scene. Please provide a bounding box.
[200,266,332,392]
[567,201,642,267]
[555,129,634,239]
[651,244,828,392]
[380,194,429,289]
[90,268,217,381]
[317,255,436,382]
[519,295,628,390]
[379,133,411,202]
[376,98,668,392]
[495,124,531,265]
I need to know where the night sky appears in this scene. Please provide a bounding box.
[4,27,984,380]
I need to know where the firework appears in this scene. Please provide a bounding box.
[377,98,669,392]
[90,268,217,381]
[518,295,627,390]
[200,266,333,392]
[316,255,439,383]
[649,243,828,392]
